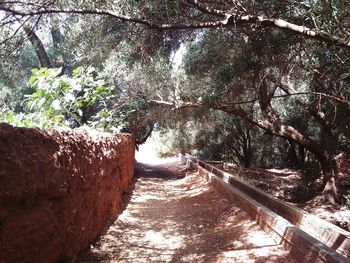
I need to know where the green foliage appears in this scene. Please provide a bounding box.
[0,111,60,129]
[0,0,349,176]
[27,66,113,127]
[0,86,19,112]
[0,67,124,131]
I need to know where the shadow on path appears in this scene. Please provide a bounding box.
[135,161,190,179]
[79,160,296,263]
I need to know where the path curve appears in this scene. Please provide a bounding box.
[80,160,296,263]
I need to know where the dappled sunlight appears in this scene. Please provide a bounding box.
[216,245,291,263]
[131,193,167,203]
[144,230,184,249]
[80,161,296,262]
[118,211,139,223]
[297,196,350,235]
[245,232,277,247]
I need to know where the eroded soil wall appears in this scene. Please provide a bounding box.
[0,124,135,263]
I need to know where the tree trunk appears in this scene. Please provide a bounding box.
[216,104,342,203]
[150,95,343,202]
[298,144,305,164]
[285,139,298,167]
[242,155,251,168]
[24,26,51,68]
[243,130,252,168]
[315,160,341,203]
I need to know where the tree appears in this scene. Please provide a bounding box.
[193,112,254,168]
[0,0,349,202]
[1,0,350,51]
[161,27,349,202]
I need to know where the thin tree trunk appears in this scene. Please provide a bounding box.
[298,144,305,164]
[24,26,51,68]
[286,139,298,167]
[216,105,341,202]
[312,160,340,203]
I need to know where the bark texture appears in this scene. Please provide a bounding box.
[24,26,51,68]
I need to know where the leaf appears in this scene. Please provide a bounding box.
[71,79,82,91]
[28,75,38,86]
[59,80,69,92]
[76,100,83,108]
[52,99,61,110]
[53,68,62,77]
[54,115,64,123]
[43,68,51,77]
[87,66,96,74]
[38,97,46,108]
[73,66,83,76]
[32,68,40,74]
[77,109,83,117]
[64,93,75,102]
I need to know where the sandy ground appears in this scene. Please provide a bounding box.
[217,165,350,231]
[79,160,296,263]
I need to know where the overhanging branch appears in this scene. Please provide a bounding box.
[1,5,350,51]
[149,99,200,109]
[149,91,350,112]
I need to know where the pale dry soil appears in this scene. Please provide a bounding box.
[219,164,350,231]
[80,160,296,263]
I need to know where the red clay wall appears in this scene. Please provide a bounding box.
[0,124,135,263]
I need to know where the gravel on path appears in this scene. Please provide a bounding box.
[80,160,296,263]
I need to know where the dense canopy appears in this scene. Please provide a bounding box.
[0,0,349,203]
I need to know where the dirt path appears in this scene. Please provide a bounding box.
[79,160,296,263]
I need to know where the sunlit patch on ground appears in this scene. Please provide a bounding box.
[144,230,184,249]
[80,159,296,262]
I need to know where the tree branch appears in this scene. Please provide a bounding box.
[184,0,227,17]
[149,99,200,109]
[150,91,350,112]
[23,22,51,68]
[215,104,333,164]
[149,96,334,164]
[1,5,350,51]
